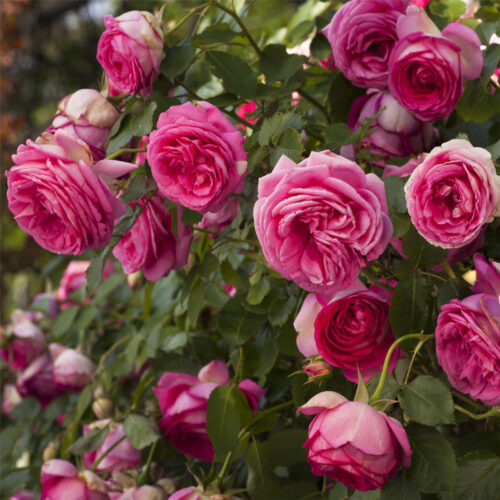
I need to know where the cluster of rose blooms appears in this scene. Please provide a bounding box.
[3,0,500,498]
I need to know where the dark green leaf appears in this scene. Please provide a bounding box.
[161,42,196,79]
[72,305,96,332]
[259,44,306,83]
[86,240,117,295]
[268,295,296,326]
[242,326,279,377]
[93,273,124,303]
[11,397,41,423]
[246,439,279,499]
[327,72,365,122]
[187,279,205,326]
[269,128,303,165]
[120,173,155,204]
[429,0,466,22]
[181,207,203,225]
[218,299,267,345]
[380,471,421,500]
[402,226,447,269]
[258,112,300,146]
[453,451,500,500]
[324,122,359,148]
[0,468,31,499]
[390,212,411,238]
[52,305,79,338]
[457,80,500,122]
[488,136,500,161]
[263,429,308,467]
[123,414,160,449]
[67,426,109,455]
[383,176,408,214]
[192,24,242,45]
[247,276,271,305]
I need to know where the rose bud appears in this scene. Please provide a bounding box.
[49,344,95,391]
[2,384,22,419]
[299,392,412,491]
[405,139,500,249]
[48,89,120,161]
[109,486,167,500]
[41,459,109,499]
[42,441,59,462]
[97,11,164,97]
[0,319,44,371]
[84,421,140,473]
[303,358,332,379]
[147,101,247,214]
[92,397,114,420]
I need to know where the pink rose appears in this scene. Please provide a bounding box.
[41,459,109,500]
[436,294,500,406]
[298,392,412,491]
[198,197,240,234]
[168,487,209,500]
[254,151,392,293]
[0,320,44,371]
[405,139,500,248]
[110,486,166,500]
[6,131,127,255]
[322,0,409,89]
[295,285,399,382]
[147,101,247,213]
[347,90,435,164]
[49,344,95,391]
[472,253,500,297]
[153,361,265,461]
[84,422,140,473]
[236,100,258,129]
[97,11,164,96]
[112,193,193,281]
[389,6,482,121]
[9,491,33,500]
[48,89,120,161]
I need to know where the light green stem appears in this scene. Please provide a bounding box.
[216,450,233,489]
[137,439,158,485]
[455,405,499,420]
[91,435,127,472]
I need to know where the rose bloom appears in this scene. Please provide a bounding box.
[346,90,435,164]
[436,294,500,406]
[322,0,409,89]
[405,139,500,249]
[49,344,95,391]
[254,151,392,293]
[153,360,265,461]
[41,459,109,500]
[48,89,119,161]
[84,422,140,473]
[148,101,247,213]
[294,285,399,382]
[113,193,193,281]
[389,5,482,121]
[0,319,44,371]
[299,392,412,491]
[97,10,164,96]
[6,131,128,255]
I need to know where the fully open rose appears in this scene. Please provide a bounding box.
[254,151,392,293]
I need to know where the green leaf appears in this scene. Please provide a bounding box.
[390,212,411,238]
[242,326,279,377]
[123,414,160,450]
[328,483,349,500]
[206,385,241,460]
[246,439,279,499]
[161,42,196,79]
[406,426,457,493]
[324,122,359,148]
[488,136,500,162]
[380,471,421,500]
[259,44,306,83]
[120,173,155,204]
[400,375,455,426]
[269,128,303,165]
[456,80,500,122]
[383,176,408,214]
[52,305,79,338]
[429,0,466,22]
[481,43,500,85]
[86,241,117,295]
[264,429,308,467]
[181,207,203,225]
[401,226,447,269]
[93,273,124,304]
[218,299,267,345]
[268,295,296,326]
[247,276,271,305]
[327,72,365,122]
[72,305,96,332]
[0,468,31,499]
[258,112,300,146]
[192,24,242,45]
[67,426,109,455]
[187,278,205,326]
[206,51,257,98]
[11,397,41,423]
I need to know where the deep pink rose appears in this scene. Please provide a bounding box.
[405,139,500,248]
[41,459,109,500]
[0,319,44,371]
[298,392,412,491]
[436,294,500,406]
[97,11,164,96]
[472,253,500,296]
[294,285,399,382]
[49,344,95,391]
[148,101,247,213]
[322,0,409,89]
[198,197,240,234]
[84,423,140,472]
[113,193,193,281]
[347,90,435,164]
[48,89,119,161]
[389,6,482,121]
[110,486,166,500]
[6,131,127,255]
[254,151,392,293]
[236,100,258,130]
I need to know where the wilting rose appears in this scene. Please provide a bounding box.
[153,361,265,461]
[299,392,412,491]
[41,459,109,500]
[113,193,193,281]
[405,139,500,248]
[84,422,140,473]
[49,344,95,392]
[0,319,44,371]
[346,90,435,164]
[6,131,128,255]
[48,89,119,161]
[322,0,409,89]
[389,6,482,121]
[436,294,500,406]
[97,11,164,96]
[198,197,240,234]
[110,486,167,500]
[254,151,392,293]
[148,102,247,213]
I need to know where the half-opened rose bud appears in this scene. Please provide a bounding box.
[303,358,332,378]
[48,89,120,160]
[0,319,44,371]
[97,11,164,96]
[49,344,95,391]
[298,392,412,491]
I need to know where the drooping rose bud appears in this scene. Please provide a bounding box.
[48,89,120,161]
[49,344,95,391]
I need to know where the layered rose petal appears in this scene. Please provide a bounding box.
[472,253,500,297]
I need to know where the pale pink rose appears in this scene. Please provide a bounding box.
[198,197,240,234]
[48,89,119,161]
[148,102,247,213]
[9,491,33,500]
[389,6,482,121]
[254,151,392,293]
[110,486,166,500]
[41,459,109,500]
[2,384,22,419]
[84,423,140,473]
[299,392,412,491]
[472,253,500,297]
[6,131,127,255]
[49,344,95,391]
[112,193,193,281]
[322,0,409,89]
[0,320,44,371]
[436,294,500,406]
[405,139,500,248]
[168,487,209,500]
[97,11,164,96]
[347,90,435,164]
